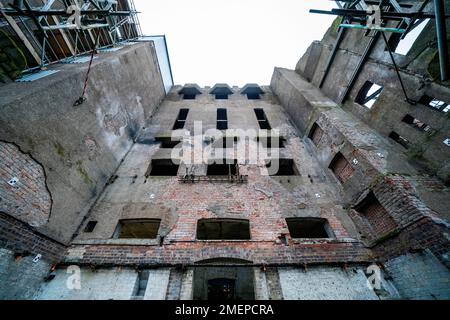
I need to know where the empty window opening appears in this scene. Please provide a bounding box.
[266,159,298,176]
[84,221,97,233]
[173,108,189,130]
[389,131,410,149]
[217,108,228,130]
[132,271,149,298]
[254,108,271,130]
[355,192,397,236]
[355,81,384,109]
[183,94,196,100]
[148,159,179,176]
[207,160,237,176]
[247,93,260,100]
[196,219,250,240]
[114,219,161,239]
[210,84,233,100]
[402,114,434,133]
[308,123,324,146]
[286,218,332,238]
[215,94,229,100]
[419,95,450,113]
[329,152,355,183]
[387,19,430,55]
[156,137,182,148]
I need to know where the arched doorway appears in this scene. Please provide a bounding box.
[193,258,255,300]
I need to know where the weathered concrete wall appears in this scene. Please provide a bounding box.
[0,42,166,243]
[294,5,450,183]
[36,267,171,300]
[66,85,370,268]
[0,248,52,300]
[278,266,379,300]
[270,64,450,300]
[0,212,66,299]
[384,250,450,300]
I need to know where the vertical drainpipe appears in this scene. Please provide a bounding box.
[433,0,449,81]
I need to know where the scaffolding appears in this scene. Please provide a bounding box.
[0,0,142,76]
[311,0,450,90]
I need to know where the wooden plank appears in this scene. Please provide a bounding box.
[0,9,42,65]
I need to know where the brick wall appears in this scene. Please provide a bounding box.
[350,193,398,241]
[361,200,397,236]
[329,153,355,184]
[0,141,51,227]
[63,240,371,266]
[0,211,66,262]
[309,123,324,146]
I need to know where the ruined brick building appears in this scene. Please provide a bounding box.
[0,0,450,300]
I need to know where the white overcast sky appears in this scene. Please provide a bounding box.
[133,0,337,86]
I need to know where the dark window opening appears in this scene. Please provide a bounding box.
[355,81,384,109]
[196,219,250,240]
[215,94,229,100]
[286,218,332,238]
[132,271,149,298]
[389,131,410,149]
[114,219,161,239]
[183,94,196,100]
[217,108,228,130]
[402,114,434,133]
[266,159,298,176]
[329,152,354,183]
[84,221,97,233]
[156,137,182,148]
[355,192,397,236]
[308,123,324,146]
[418,95,450,113]
[148,159,179,176]
[254,108,271,130]
[207,160,237,176]
[247,93,260,100]
[173,108,189,130]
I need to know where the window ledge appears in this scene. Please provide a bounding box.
[290,238,359,244]
[71,239,160,246]
[195,239,251,242]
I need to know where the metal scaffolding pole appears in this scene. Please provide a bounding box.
[433,0,449,81]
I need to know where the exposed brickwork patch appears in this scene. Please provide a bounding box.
[0,141,51,227]
[0,212,66,262]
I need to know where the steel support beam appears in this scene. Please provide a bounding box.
[310,8,448,20]
[319,21,348,88]
[2,9,134,17]
[339,31,380,104]
[433,0,449,81]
